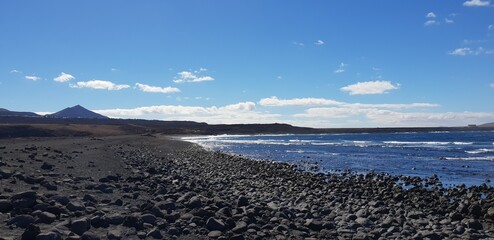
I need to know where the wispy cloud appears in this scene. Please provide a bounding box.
[292,41,305,47]
[449,47,494,56]
[53,72,75,83]
[315,40,325,46]
[173,70,214,83]
[463,0,490,7]
[424,20,438,26]
[70,80,130,90]
[426,12,437,18]
[424,12,439,26]
[489,25,494,30]
[10,70,22,74]
[449,47,473,56]
[25,75,41,81]
[491,83,494,88]
[334,63,348,73]
[463,39,488,44]
[135,83,180,93]
[445,18,454,24]
[259,96,438,109]
[341,81,399,95]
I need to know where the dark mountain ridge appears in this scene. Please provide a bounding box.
[0,108,39,117]
[46,105,108,119]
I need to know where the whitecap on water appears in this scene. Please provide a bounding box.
[466,149,494,154]
[442,156,494,161]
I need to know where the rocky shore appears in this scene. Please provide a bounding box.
[1,134,493,239]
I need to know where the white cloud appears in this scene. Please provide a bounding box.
[315,40,325,45]
[365,110,494,127]
[450,48,472,56]
[292,41,305,47]
[426,12,436,18]
[449,47,494,56]
[341,81,399,95]
[135,83,180,94]
[259,96,439,109]
[94,102,281,124]
[445,18,454,24]
[424,20,438,26]
[53,72,75,83]
[71,80,130,90]
[25,75,41,81]
[173,70,214,83]
[295,107,368,119]
[34,112,53,116]
[476,47,494,55]
[10,70,22,74]
[293,107,494,127]
[463,0,490,7]
[91,97,490,128]
[334,62,348,73]
[449,47,473,56]
[222,102,256,112]
[260,96,342,107]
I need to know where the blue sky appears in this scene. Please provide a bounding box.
[1,0,493,127]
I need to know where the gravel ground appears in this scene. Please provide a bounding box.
[0,134,493,239]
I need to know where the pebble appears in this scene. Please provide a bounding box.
[38,211,56,224]
[206,217,226,231]
[207,230,223,238]
[70,218,90,235]
[107,229,122,239]
[8,214,35,228]
[0,200,12,213]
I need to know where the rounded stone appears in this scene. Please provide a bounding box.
[8,214,35,228]
[38,211,56,224]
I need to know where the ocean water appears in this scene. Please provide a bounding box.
[183,131,494,187]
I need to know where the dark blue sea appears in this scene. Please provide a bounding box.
[183,131,494,187]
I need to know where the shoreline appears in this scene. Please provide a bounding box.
[181,132,494,189]
[1,134,493,239]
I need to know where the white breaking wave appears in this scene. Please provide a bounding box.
[311,142,341,146]
[453,142,474,145]
[466,148,494,154]
[442,156,494,161]
[384,141,450,145]
[286,150,305,153]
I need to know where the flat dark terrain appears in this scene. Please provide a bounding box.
[2,116,494,139]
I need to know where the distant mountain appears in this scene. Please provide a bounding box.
[0,108,39,117]
[480,122,494,128]
[47,105,108,119]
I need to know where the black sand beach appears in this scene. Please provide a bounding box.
[1,134,494,239]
